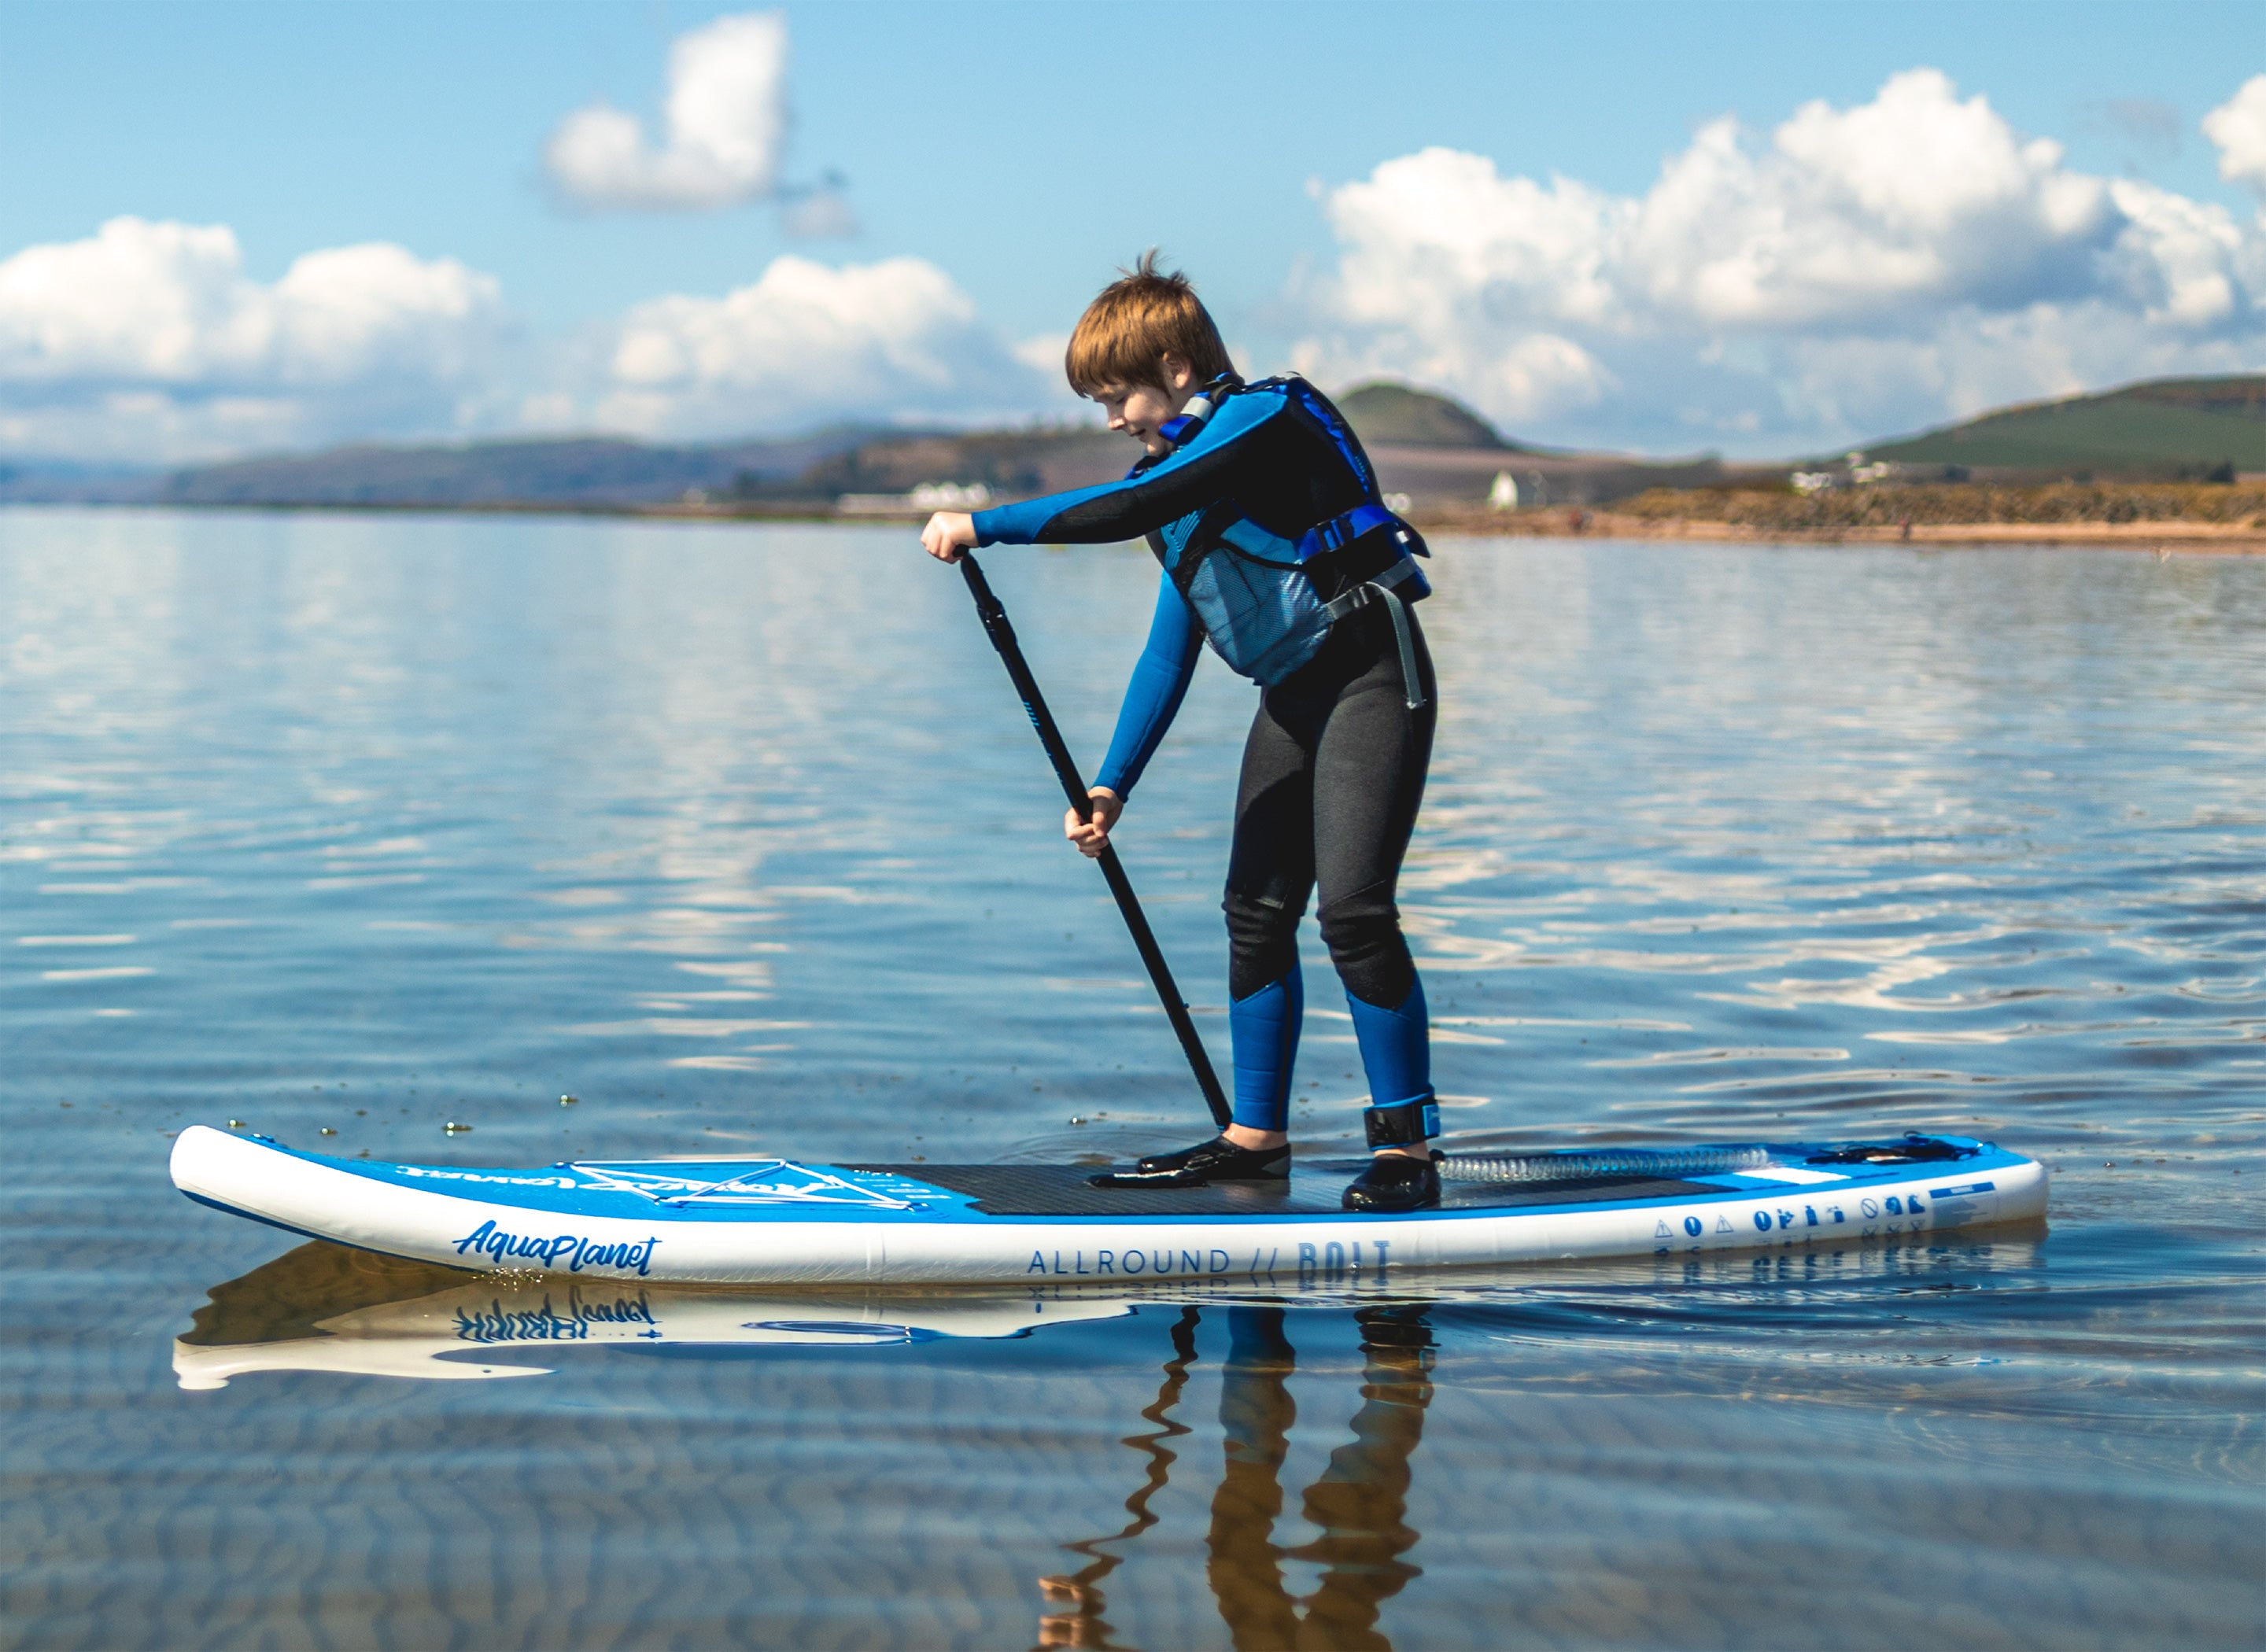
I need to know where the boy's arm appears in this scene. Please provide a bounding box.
[970,395,1282,547]
[1093,572,1203,798]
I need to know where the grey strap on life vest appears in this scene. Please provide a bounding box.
[1323,557,1427,711]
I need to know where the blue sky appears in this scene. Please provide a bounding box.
[2,1,2261,463]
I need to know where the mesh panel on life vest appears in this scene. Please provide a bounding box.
[1181,539,1336,685]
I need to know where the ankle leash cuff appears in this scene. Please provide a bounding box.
[1363,1093,1440,1149]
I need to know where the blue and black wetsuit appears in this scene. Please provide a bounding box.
[971,378,1437,1143]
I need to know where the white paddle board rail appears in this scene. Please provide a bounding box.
[170,1126,2048,1288]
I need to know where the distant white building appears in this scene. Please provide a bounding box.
[910,481,992,509]
[839,480,994,515]
[1792,454,1896,494]
[1488,470,1519,510]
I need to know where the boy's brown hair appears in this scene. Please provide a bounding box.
[1064,251,1236,395]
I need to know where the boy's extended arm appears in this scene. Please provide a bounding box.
[970,395,1280,547]
[1094,572,1202,798]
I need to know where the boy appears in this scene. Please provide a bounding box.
[921,256,1441,1212]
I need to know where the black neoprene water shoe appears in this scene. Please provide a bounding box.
[1342,1151,1442,1211]
[1088,1137,1291,1189]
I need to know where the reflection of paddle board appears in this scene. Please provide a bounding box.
[171,1125,2046,1287]
[172,1244,1134,1390]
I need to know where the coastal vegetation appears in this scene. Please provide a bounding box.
[1615,479,2266,531]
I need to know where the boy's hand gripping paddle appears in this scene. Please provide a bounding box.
[958,553,1233,1130]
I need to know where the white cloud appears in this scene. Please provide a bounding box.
[0,221,1063,460]
[1297,68,2266,453]
[592,254,1054,437]
[2204,73,2266,197]
[15,68,2254,468]
[1011,331,1070,375]
[544,12,791,212]
[0,216,504,461]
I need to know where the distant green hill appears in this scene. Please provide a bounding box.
[1865,376,2265,476]
[1336,382,1516,450]
[757,426,1126,500]
[157,430,880,507]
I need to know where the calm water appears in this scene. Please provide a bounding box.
[2,508,2260,1650]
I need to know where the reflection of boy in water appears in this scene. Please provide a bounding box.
[1037,1305,1434,1650]
[1211,1307,1431,1651]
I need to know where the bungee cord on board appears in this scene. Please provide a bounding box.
[1437,1146,1772,1183]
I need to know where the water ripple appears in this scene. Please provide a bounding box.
[2,513,2260,1648]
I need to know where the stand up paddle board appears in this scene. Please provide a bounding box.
[170,1126,2046,1287]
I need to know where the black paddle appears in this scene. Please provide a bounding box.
[957,552,1232,1130]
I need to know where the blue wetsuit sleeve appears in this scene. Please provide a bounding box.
[970,392,1285,547]
[1094,573,1201,798]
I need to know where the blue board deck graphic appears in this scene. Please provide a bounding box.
[170,1127,2049,1286]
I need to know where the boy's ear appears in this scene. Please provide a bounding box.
[1159,352,1194,391]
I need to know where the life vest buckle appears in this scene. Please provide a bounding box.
[1295,501,1426,564]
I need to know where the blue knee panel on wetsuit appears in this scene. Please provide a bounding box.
[1347,975,1434,1124]
[1229,970,1303,1132]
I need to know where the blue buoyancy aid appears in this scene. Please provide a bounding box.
[1149,375,1432,706]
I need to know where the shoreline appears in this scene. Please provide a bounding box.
[1408,507,2266,551]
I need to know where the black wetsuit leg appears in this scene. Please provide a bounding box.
[1223,605,1437,1005]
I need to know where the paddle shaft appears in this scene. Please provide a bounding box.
[958,553,1232,1130]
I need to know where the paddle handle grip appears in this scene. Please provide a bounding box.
[958,553,1232,1130]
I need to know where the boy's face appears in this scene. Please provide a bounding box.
[1089,353,1196,456]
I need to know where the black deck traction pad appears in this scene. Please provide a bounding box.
[849,1163,1723,1219]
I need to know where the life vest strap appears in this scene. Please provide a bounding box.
[1323,557,1428,711]
[1295,501,1419,562]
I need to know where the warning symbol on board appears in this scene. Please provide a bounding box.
[1715,1215,1735,1233]
[1655,1220,1673,1237]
